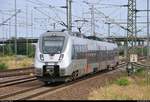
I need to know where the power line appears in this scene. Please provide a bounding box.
[26,0,45,6]
[94,8,130,33]
[99,3,128,7]
[82,1,97,36]
[27,0,81,19]
[33,7,64,25]
[0,9,21,26]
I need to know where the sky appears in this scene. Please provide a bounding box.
[0,0,149,39]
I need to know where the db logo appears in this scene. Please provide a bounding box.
[49,55,53,59]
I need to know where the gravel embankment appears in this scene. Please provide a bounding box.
[31,69,126,100]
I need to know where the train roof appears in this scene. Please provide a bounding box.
[40,30,116,44]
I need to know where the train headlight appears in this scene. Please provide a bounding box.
[40,54,44,61]
[59,54,64,60]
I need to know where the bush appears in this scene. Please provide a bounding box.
[0,39,35,57]
[115,77,129,86]
[135,67,145,77]
[0,63,8,70]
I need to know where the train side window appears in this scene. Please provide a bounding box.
[99,51,102,61]
[113,50,115,58]
[106,50,109,60]
[78,45,82,59]
[72,45,79,59]
[72,45,75,59]
[81,45,85,59]
[76,45,80,59]
[72,45,85,59]
[104,50,108,61]
[101,51,103,60]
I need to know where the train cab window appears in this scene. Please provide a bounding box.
[42,36,65,54]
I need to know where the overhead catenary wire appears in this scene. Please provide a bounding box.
[26,0,99,33]
[27,0,82,25]
[94,8,132,33]
[27,0,81,18]
[26,0,46,7]
[33,7,67,28]
[0,0,148,44]
[0,9,21,26]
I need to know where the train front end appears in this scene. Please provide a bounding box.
[34,31,72,84]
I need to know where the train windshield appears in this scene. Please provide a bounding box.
[42,36,65,54]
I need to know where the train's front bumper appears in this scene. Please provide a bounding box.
[35,65,67,76]
[36,76,71,83]
[35,65,71,82]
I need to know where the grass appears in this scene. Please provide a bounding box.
[134,67,145,77]
[0,56,33,70]
[89,83,150,100]
[88,69,150,100]
[0,63,8,70]
[115,77,130,86]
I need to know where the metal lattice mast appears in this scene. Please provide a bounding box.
[90,5,95,37]
[126,0,137,75]
[14,0,17,56]
[66,0,72,33]
[147,0,150,60]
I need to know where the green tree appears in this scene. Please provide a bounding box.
[0,38,35,57]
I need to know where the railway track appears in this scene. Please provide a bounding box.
[0,80,43,99]
[0,67,34,77]
[0,63,127,100]
[0,76,36,88]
